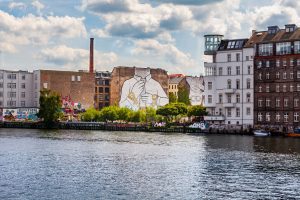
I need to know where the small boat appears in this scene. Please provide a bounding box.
[286,128,300,137]
[253,129,270,136]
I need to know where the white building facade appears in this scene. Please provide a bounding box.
[203,39,254,127]
[0,70,36,108]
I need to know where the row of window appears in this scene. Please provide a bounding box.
[226,53,253,62]
[258,41,300,56]
[71,75,81,82]
[218,66,252,76]
[257,58,300,68]
[257,112,299,122]
[0,92,26,98]
[96,79,110,86]
[207,93,251,104]
[257,71,300,80]
[169,84,178,90]
[207,79,252,90]
[209,107,251,116]
[95,87,110,93]
[1,101,27,107]
[0,83,27,89]
[0,74,27,80]
[95,94,110,101]
[257,98,300,108]
[257,83,300,93]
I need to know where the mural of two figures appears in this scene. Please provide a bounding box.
[120,68,168,110]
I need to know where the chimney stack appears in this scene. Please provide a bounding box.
[89,38,94,73]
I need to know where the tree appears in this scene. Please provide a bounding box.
[187,105,208,118]
[81,108,100,122]
[129,110,146,122]
[99,106,119,122]
[117,107,132,121]
[156,104,178,122]
[37,89,62,127]
[169,92,177,103]
[177,87,191,105]
[171,103,187,116]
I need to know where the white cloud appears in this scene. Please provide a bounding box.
[8,2,27,10]
[38,45,118,71]
[31,0,45,15]
[132,39,197,73]
[0,10,87,53]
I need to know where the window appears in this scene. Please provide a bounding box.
[236,108,240,117]
[0,73,3,79]
[298,59,300,66]
[259,86,262,92]
[105,87,110,93]
[276,59,280,67]
[71,75,75,81]
[236,53,240,61]
[208,95,212,103]
[295,41,300,54]
[290,84,294,92]
[276,42,291,55]
[297,71,300,78]
[266,84,270,92]
[21,101,25,107]
[283,59,287,66]
[219,94,223,103]
[246,107,250,115]
[276,84,280,92]
[266,72,270,80]
[284,98,289,107]
[7,101,16,107]
[258,73,262,80]
[236,94,240,103]
[258,112,263,122]
[290,59,294,66]
[236,66,240,75]
[294,99,299,107]
[266,98,270,107]
[219,67,223,76]
[259,43,273,56]
[227,79,232,89]
[246,79,251,89]
[276,113,280,122]
[227,108,232,117]
[7,74,16,79]
[227,94,232,103]
[246,56,249,61]
[0,101,2,107]
[0,82,3,88]
[77,76,81,81]
[208,82,212,90]
[284,113,289,122]
[276,72,280,79]
[283,72,287,79]
[258,61,262,68]
[0,92,2,97]
[248,66,251,74]
[43,83,47,89]
[258,99,263,107]
[266,61,270,68]
[21,92,25,98]
[246,93,251,103]
[294,113,299,122]
[21,83,25,89]
[276,98,280,107]
[219,108,223,115]
[99,87,103,93]
[266,113,270,122]
[236,79,240,89]
[22,75,26,80]
[7,83,16,88]
[290,72,294,79]
[227,67,231,75]
[283,84,287,92]
[227,54,231,62]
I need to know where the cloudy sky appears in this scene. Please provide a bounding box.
[1,0,300,75]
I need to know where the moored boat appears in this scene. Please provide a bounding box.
[253,129,270,136]
[286,128,300,137]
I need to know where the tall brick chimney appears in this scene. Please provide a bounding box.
[89,38,94,73]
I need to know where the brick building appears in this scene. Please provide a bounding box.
[95,71,111,110]
[35,70,95,110]
[251,24,300,131]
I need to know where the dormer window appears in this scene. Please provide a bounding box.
[268,26,280,34]
[285,24,297,33]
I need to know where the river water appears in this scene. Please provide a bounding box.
[0,129,300,199]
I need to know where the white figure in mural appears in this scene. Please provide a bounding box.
[119,68,169,110]
[186,77,204,106]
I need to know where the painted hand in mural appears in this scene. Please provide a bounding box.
[131,79,145,97]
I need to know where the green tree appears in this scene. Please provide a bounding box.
[177,87,191,105]
[145,107,156,122]
[99,106,119,122]
[117,107,132,121]
[187,105,208,117]
[156,104,178,122]
[169,92,177,103]
[129,110,146,122]
[171,103,187,115]
[81,108,100,122]
[37,89,62,127]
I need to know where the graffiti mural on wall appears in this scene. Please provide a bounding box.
[62,95,82,113]
[120,68,169,110]
[186,77,204,106]
[2,108,39,121]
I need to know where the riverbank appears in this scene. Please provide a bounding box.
[0,121,265,135]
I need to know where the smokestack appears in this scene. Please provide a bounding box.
[89,38,94,73]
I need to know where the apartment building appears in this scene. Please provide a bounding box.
[95,71,111,110]
[203,37,254,126]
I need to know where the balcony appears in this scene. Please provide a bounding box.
[224,88,236,93]
[223,103,236,107]
[204,115,225,121]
